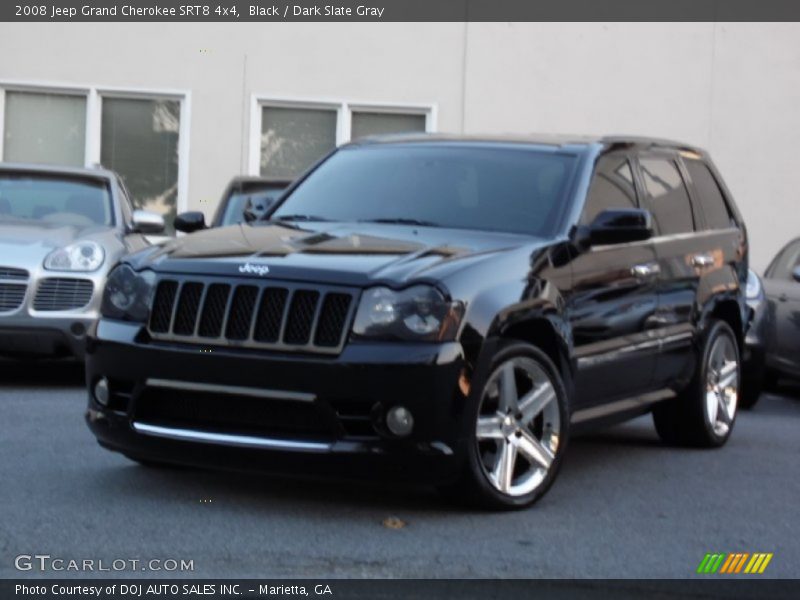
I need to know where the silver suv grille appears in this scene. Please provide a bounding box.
[33,278,94,311]
[0,267,29,312]
[147,277,358,355]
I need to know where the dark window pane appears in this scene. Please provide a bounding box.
[767,240,800,281]
[582,155,637,224]
[640,157,694,235]
[221,186,287,226]
[684,160,733,230]
[100,97,180,228]
[272,145,578,237]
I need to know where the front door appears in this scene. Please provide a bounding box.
[568,153,660,407]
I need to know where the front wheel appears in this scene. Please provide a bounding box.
[653,320,740,447]
[443,342,569,510]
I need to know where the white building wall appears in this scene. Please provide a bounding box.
[1,22,798,268]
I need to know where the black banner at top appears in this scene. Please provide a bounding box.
[4,0,800,22]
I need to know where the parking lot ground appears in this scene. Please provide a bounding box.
[1,360,799,579]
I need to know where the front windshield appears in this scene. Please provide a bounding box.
[0,173,112,227]
[271,144,579,236]
[221,186,287,226]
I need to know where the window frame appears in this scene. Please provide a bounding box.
[680,156,737,231]
[579,152,641,226]
[0,80,192,215]
[633,150,699,237]
[247,94,436,176]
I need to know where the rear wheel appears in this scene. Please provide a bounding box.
[653,320,740,447]
[443,342,569,510]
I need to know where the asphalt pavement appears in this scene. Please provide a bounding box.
[1,360,799,579]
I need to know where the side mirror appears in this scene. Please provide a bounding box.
[792,266,800,283]
[131,209,165,234]
[588,208,653,246]
[174,211,207,233]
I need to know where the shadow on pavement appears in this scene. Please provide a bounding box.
[0,357,84,387]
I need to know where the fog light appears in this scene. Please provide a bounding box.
[386,406,414,437]
[93,377,110,406]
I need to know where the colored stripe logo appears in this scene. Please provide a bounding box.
[697,552,773,574]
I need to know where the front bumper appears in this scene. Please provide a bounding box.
[85,320,471,484]
[0,272,103,358]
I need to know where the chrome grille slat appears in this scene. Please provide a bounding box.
[148,276,356,356]
[33,278,93,311]
[0,283,27,312]
[0,266,29,282]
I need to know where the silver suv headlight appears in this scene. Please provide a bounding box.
[44,241,105,272]
[352,285,463,342]
[100,264,155,323]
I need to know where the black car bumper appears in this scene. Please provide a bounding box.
[85,320,470,485]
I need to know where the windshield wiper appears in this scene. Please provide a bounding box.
[359,217,440,227]
[271,214,332,223]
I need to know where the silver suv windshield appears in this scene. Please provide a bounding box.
[0,173,113,227]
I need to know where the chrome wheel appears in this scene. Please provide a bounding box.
[705,334,739,437]
[476,357,561,497]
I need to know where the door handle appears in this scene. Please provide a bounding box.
[631,263,660,278]
[692,253,714,268]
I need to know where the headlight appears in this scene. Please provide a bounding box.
[44,241,105,272]
[352,285,463,342]
[746,269,763,300]
[100,264,155,323]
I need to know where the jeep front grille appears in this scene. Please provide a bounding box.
[147,277,357,355]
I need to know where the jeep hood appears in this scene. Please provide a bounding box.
[128,222,541,286]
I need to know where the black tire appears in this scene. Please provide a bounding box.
[440,341,570,510]
[653,320,740,447]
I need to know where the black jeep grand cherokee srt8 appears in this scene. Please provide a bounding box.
[86,135,748,509]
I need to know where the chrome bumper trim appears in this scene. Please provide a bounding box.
[144,378,316,402]
[132,422,331,452]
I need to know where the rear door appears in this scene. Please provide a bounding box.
[569,152,660,406]
[637,151,743,389]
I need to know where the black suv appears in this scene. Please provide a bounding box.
[86,135,748,509]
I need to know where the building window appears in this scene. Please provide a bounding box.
[101,97,181,219]
[3,91,86,167]
[250,98,435,178]
[350,111,426,140]
[260,106,337,178]
[0,83,190,224]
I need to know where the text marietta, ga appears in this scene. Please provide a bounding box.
[251,4,385,17]
[16,584,333,596]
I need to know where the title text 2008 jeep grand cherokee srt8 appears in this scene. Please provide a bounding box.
[85,135,748,509]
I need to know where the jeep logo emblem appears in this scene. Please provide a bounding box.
[238,263,270,276]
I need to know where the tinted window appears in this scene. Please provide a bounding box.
[0,173,112,226]
[221,186,287,226]
[581,155,637,224]
[766,239,800,281]
[684,160,733,230]
[639,157,694,235]
[272,145,579,237]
